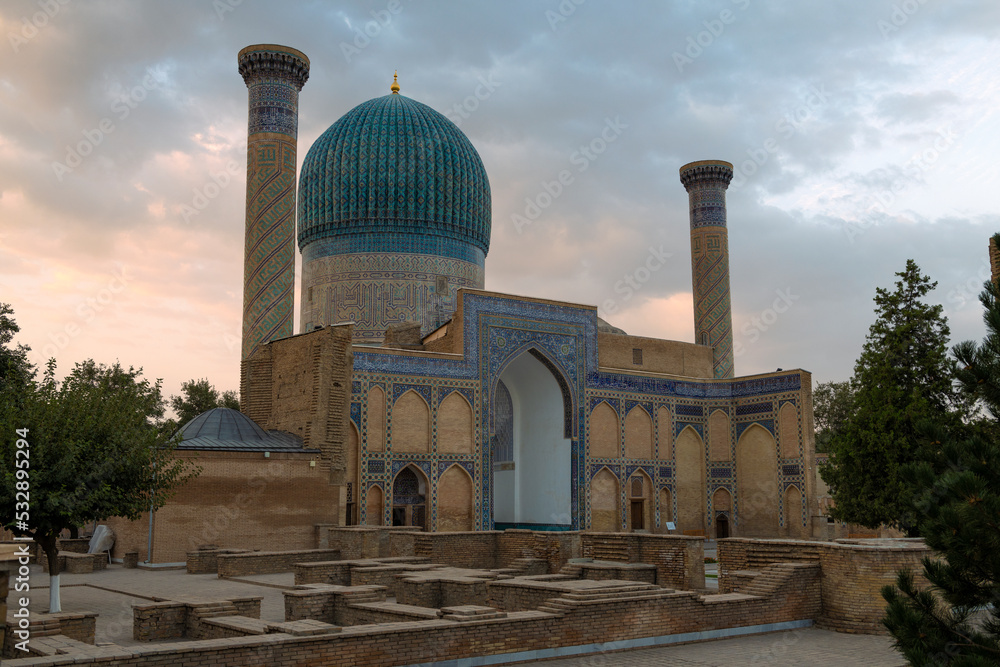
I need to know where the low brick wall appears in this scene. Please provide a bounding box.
[57,611,98,643]
[341,602,442,626]
[488,580,564,612]
[496,530,534,568]
[37,551,106,574]
[186,548,250,575]
[717,537,931,634]
[389,531,417,557]
[580,533,705,589]
[284,585,387,625]
[294,560,355,586]
[216,549,341,577]
[3,611,97,657]
[817,540,930,633]
[414,532,503,569]
[395,575,491,609]
[324,527,420,560]
[66,552,107,573]
[579,562,656,583]
[58,538,91,554]
[133,602,187,641]
[293,557,430,585]
[2,559,822,667]
[132,597,262,642]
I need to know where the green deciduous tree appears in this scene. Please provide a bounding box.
[0,302,33,394]
[821,259,958,534]
[813,380,855,453]
[169,377,240,428]
[0,355,199,612]
[882,265,1000,664]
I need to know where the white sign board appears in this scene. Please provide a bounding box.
[666,522,676,531]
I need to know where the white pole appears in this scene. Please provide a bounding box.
[49,573,61,613]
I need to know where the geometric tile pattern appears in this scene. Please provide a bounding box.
[300,251,484,341]
[297,93,491,255]
[239,45,309,361]
[295,90,491,343]
[681,161,735,379]
[350,291,809,532]
[242,138,298,360]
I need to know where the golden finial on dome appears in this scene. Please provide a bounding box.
[390,71,400,94]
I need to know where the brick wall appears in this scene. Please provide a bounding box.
[132,597,261,642]
[324,527,419,560]
[294,560,353,585]
[3,559,821,666]
[580,533,705,588]
[817,540,930,633]
[496,529,534,567]
[578,562,656,583]
[597,332,714,377]
[186,548,250,575]
[133,602,187,641]
[283,585,387,625]
[717,537,931,634]
[488,580,566,612]
[106,450,338,564]
[3,611,97,657]
[216,549,341,577]
[57,538,90,554]
[394,576,490,609]
[414,532,502,569]
[242,324,354,487]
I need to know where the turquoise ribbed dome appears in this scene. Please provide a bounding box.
[297,93,491,259]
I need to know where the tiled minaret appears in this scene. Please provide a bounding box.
[680,160,735,379]
[238,44,309,361]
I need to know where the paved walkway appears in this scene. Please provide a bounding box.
[20,564,907,665]
[514,628,905,665]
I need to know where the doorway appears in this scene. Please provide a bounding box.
[715,513,730,539]
[391,466,427,530]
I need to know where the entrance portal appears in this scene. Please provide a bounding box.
[492,350,573,530]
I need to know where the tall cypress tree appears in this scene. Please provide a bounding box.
[882,259,1000,664]
[821,259,957,533]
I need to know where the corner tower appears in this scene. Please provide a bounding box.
[680,160,735,379]
[297,76,491,344]
[238,44,309,361]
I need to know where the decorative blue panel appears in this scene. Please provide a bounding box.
[392,383,433,405]
[782,464,801,476]
[736,402,772,416]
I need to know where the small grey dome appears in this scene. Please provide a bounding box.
[176,408,308,452]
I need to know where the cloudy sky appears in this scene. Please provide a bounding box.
[1,0,998,410]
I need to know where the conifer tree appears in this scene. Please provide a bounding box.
[821,259,957,533]
[882,262,1000,664]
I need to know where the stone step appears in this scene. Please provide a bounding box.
[349,601,442,620]
[441,605,507,622]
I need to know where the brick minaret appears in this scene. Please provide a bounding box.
[238,44,309,362]
[680,160,735,379]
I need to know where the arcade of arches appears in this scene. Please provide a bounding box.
[349,355,810,537]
